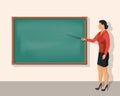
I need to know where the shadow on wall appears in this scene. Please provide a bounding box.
[107,22,114,83]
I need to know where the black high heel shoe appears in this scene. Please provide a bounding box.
[95,83,102,90]
[101,84,108,91]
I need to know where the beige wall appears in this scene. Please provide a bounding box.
[0,0,120,81]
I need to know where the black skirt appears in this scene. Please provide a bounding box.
[97,52,109,67]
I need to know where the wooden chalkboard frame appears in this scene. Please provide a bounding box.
[12,16,87,65]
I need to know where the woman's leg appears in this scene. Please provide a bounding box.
[102,67,109,88]
[97,65,103,86]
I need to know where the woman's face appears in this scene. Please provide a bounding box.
[98,23,104,30]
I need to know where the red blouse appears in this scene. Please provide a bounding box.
[85,30,110,55]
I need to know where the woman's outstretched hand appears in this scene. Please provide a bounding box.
[81,38,86,41]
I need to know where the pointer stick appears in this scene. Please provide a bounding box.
[67,34,82,39]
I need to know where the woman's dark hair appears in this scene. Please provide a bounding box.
[99,20,108,29]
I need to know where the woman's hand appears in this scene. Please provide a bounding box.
[102,54,106,60]
[81,38,86,41]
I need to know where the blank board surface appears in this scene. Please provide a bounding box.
[12,17,87,64]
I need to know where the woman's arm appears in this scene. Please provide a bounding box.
[102,32,110,60]
[81,32,99,43]
[104,32,110,55]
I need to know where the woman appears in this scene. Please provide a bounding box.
[81,20,110,91]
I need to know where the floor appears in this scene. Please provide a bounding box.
[0,81,119,96]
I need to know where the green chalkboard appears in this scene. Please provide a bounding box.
[12,17,87,64]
